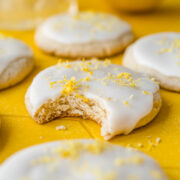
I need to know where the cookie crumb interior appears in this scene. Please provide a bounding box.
[34,94,107,125]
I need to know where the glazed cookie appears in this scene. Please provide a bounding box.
[123,32,180,92]
[0,140,168,180]
[0,36,34,90]
[25,59,161,140]
[35,12,133,58]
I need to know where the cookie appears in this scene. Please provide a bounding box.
[0,140,168,180]
[0,36,34,90]
[123,32,180,92]
[25,59,161,140]
[35,12,133,58]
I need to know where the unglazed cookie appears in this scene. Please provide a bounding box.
[0,36,34,90]
[35,12,133,58]
[0,140,168,180]
[25,59,161,140]
[123,32,180,92]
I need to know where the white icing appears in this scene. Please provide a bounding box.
[0,37,33,74]
[133,32,180,77]
[27,60,159,140]
[40,12,132,44]
[0,140,168,180]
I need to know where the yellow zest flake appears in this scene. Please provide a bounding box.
[53,140,106,160]
[64,64,72,68]
[114,158,124,166]
[100,72,136,88]
[54,141,83,159]
[127,155,144,164]
[81,66,91,72]
[108,72,112,77]
[80,64,93,75]
[117,73,136,87]
[31,156,54,165]
[61,76,81,95]
[72,14,80,20]
[103,59,111,67]
[115,155,144,166]
[106,97,111,101]
[176,61,180,65]
[117,72,131,79]
[89,71,93,75]
[84,140,105,154]
[58,80,64,83]
[57,59,63,65]
[50,81,57,88]
[103,81,107,86]
[81,57,86,61]
[123,100,129,106]
[151,170,162,179]
[84,76,90,81]
[156,48,172,54]
[156,36,167,45]
[93,169,117,180]
[75,93,89,103]
[171,39,180,49]
[142,90,150,95]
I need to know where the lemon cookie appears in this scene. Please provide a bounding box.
[0,36,34,90]
[35,12,133,58]
[0,140,168,180]
[123,32,180,92]
[25,59,161,140]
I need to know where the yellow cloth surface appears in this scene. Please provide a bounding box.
[0,0,180,179]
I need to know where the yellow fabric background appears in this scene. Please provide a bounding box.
[0,0,180,179]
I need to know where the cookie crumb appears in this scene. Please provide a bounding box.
[56,125,67,130]
[137,143,143,148]
[156,137,161,143]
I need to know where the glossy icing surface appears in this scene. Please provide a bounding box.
[40,12,132,44]
[0,36,33,74]
[0,140,168,180]
[133,32,180,77]
[27,60,159,140]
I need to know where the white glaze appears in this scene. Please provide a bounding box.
[40,12,132,44]
[133,32,180,77]
[0,140,168,180]
[26,60,159,140]
[0,36,33,74]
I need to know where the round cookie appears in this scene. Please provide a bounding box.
[0,140,168,180]
[0,36,34,90]
[35,11,133,58]
[25,59,161,140]
[123,32,180,92]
